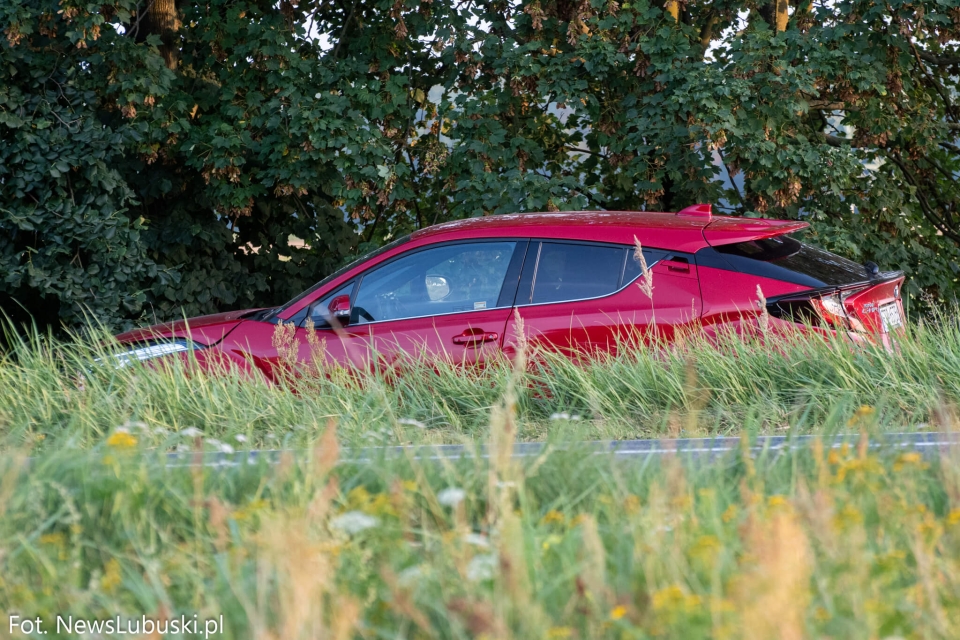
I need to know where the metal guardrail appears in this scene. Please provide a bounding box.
[162,431,960,469]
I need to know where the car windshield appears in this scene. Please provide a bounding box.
[270,234,412,318]
[715,235,872,287]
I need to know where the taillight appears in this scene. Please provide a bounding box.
[770,291,865,332]
[810,294,850,329]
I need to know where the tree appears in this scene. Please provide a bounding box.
[1,0,959,332]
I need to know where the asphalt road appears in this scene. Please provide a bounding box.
[164,431,960,468]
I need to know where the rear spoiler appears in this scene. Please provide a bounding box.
[703,217,810,247]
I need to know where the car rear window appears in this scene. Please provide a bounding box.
[711,235,871,287]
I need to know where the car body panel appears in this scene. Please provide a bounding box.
[114,309,257,346]
[112,208,905,373]
[502,261,703,358]
[696,264,813,334]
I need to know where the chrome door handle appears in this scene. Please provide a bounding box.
[452,331,499,345]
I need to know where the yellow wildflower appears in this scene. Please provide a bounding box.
[917,514,942,542]
[39,532,65,546]
[546,627,573,639]
[233,498,268,521]
[106,431,137,449]
[402,480,418,493]
[652,585,701,612]
[101,558,122,593]
[833,456,884,483]
[610,605,628,620]
[893,452,928,472]
[947,509,960,526]
[689,535,722,562]
[833,504,863,531]
[721,504,738,523]
[766,495,789,509]
[847,405,875,426]
[623,494,641,514]
[541,534,563,551]
[541,510,566,525]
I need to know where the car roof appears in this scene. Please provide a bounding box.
[410,209,808,254]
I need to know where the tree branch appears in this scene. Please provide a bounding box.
[822,133,853,147]
[917,50,960,66]
[887,152,960,245]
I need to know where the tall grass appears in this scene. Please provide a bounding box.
[4,318,960,637]
[2,408,960,638]
[2,315,960,450]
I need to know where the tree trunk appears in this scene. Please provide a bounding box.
[148,0,180,70]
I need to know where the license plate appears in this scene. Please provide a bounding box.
[879,302,902,332]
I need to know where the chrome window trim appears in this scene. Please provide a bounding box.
[310,304,519,331]
[515,258,664,309]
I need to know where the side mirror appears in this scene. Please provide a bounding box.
[328,295,351,325]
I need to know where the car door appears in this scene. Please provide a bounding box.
[322,239,527,369]
[501,240,702,359]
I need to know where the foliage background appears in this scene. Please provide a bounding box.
[1,0,959,330]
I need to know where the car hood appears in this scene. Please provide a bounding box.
[114,309,262,346]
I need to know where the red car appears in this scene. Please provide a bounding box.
[114,205,906,374]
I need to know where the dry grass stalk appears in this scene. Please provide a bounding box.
[756,285,769,335]
[633,236,654,300]
[734,505,812,640]
[272,321,300,368]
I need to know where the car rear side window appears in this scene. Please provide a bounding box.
[622,247,670,285]
[706,235,872,287]
[529,243,625,304]
[516,242,671,305]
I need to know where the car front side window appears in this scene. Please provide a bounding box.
[351,241,518,324]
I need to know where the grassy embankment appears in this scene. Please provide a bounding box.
[2,318,960,637]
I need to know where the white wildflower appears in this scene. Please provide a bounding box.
[180,427,203,438]
[330,511,379,535]
[234,434,248,443]
[219,443,235,454]
[397,418,427,429]
[463,533,490,548]
[466,554,498,581]
[437,487,466,507]
[398,565,423,586]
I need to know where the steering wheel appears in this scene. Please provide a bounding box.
[374,292,408,321]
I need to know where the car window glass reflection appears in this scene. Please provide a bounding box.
[352,242,517,324]
[531,243,624,304]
